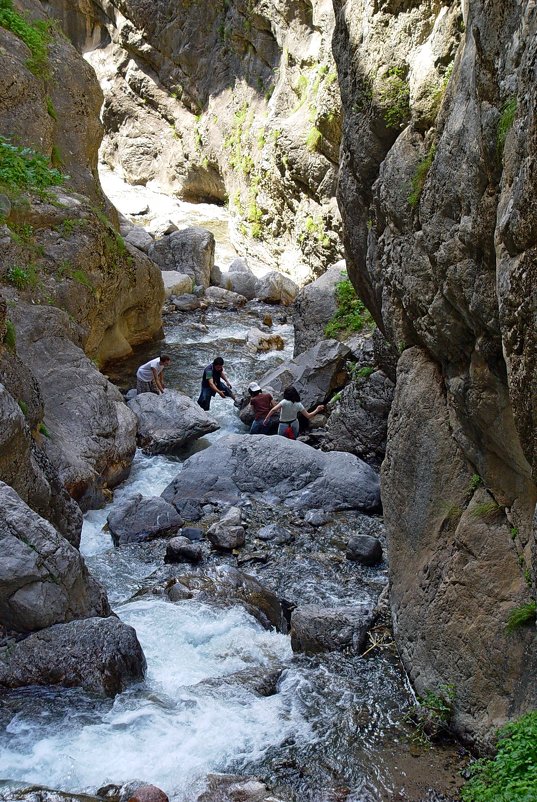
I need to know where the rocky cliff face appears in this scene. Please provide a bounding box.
[332,0,536,746]
[46,0,344,281]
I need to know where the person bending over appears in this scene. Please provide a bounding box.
[264,386,324,439]
[197,356,237,411]
[136,354,171,395]
[248,382,277,435]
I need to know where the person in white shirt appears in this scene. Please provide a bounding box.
[136,354,171,395]
[264,386,324,439]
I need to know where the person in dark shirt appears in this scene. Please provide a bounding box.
[197,356,237,411]
[248,382,277,434]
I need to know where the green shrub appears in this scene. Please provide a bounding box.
[6,263,38,289]
[324,279,374,338]
[37,421,50,438]
[380,66,410,129]
[497,98,517,155]
[0,137,63,194]
[469,474,483,491]
[2,319,16,349]
[408,145,436,207]
[406,684,456,743]
[0,0,52,78]
[505,601,536,634]
[461,711,537,802]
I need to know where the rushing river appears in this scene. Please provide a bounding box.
[0,305,464,802]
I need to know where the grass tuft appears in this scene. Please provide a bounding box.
[505,601,536,634]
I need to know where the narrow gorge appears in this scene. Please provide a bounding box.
[0,1,535,802]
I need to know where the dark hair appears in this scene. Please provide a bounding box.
[283,386,300,403]
[213,357,224,366]
[160,354,171,363]
[249,388,261,396]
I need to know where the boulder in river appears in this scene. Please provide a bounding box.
[197,774,286,802]
[346,534,383,566]
[165,536,203,564]
[203,286,248,308]
[290,603,375,654]
[161,434,380,513]
[0,616,146,696]
[246,328,285,353]
[161,271,193,298]
[207,524,246,551]
[107,494,183,545]
[256,271,298,305]
[128,389,219,453]
[257,524,292,544]
[292,261,345,356]
[148,226,215,288]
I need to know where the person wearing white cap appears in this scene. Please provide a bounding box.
[248,382,277,434]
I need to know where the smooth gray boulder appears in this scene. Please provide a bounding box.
[148,227,215,288]
[257,339,351,410]
[293,262,345,356]
[257,524,292,544]
[169,293,201,311]
[0,616,145,695]
[162,434,380,513]
[346,534,383,565]
[165,536,203,564]
[228,258,252,273]
[290,603,375,654]
[107,494,183,545]
[0,482,109,633]
[128,389,219,453]
[256,272,298,305]
[207,524,246,551]
[124,227,154,253]
[221,271,259,300]
[204,286,248,307]
[161,271,193,298]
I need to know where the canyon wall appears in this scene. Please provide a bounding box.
[332,0,536,746]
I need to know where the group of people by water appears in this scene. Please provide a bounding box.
[136,354,324,439]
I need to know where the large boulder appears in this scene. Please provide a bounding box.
[258,340,351,410]
[128,389,220,454]
[290,603,375,654]
[323,370,395,466]
[221,271,259,300]
[204,286,248,308]
[0,482,109,633]
[162,433,380,514]
[107,494,183,545]
[293,262,345,356]
[161,271,193,298]
[246,328,285,353]
[0,616,145,696]
[148,227,215,288]
[256,272,298,305]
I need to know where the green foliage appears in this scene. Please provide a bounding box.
[469,474,483,491]
[2,319,16,349]
[380,66,410,129]
[408,145,436,207]
[9,221,34,244]
[324,279,374,338]
[497,98,517,155]
[45,95,57,120]
[0,0,52,77]
[406,684,456,743]
[470,500,501,520]
[6,263,38,289]
[37,421,50,438]
[305,126,322,152]
[0,137,63,195]
[505,601,536,634]
[71,268,94,291]
[355,366,375,378]
[510,527,519,540]
[461,712,537,802]
[17,399,28,416]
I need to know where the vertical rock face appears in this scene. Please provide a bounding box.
[332,0,537,745]
[47,0,344,280]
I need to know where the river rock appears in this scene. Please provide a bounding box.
[162,434,380,513]
[148,227,215,288]
[207,524,246,551]
[293,261,345,356]
[119,783,169,802]
[258,339,351,410]
[107,494,183,545]
[323,370,395,466]
[161,271,193,298]
[169,293,201,311]
[128,389,219,453]
[164,536,203,563]
[197,775,285,802]
[180,526,204,541]
[346,535,383,566]
[0,482,110,633]
[0,616,145,696]
[228,258,252,274]
[304,509,331,527]
[204,286,248,308]
[256,524,292,544]
[256,272,298,305]
[246,328,284,353]
[221,271,259,300]
[290,603,375,654]
[124,226,155,253]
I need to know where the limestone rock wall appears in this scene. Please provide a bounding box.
[47,0,344,281]
[332,0,537,746]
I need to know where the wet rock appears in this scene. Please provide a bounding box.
[290,604,375,654]
[167,580,194,601]
[124,226,154,253]
[165,536,202,564]
[246,328,284,353]
[148,227,214,288]
[0,616,146,696]
[204,286,248,308]
[293,261,345,356]
[181,526,204,541]
[161,271,193,298]
[197,666,282,698]
[169,293,201,311]
[256,272,298,305]
[263,314,273,327]
[0,482,109,633]
[257,524,292,544]
[258,339,351,410]
[118,781,169,802]
[162,434,380,513]
[346,535,383,566]
[1,788,103,802]
[128,389,219,453]
[221,271,259,300]
[207,525,246,551]
[107,494,183,545]
[304,509,331,527]
[197,775,285,802]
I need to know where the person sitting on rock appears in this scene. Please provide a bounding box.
[263,385,324,439]
[136,354,171,395]
[248,382,278,435]
[197,356,237,411]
